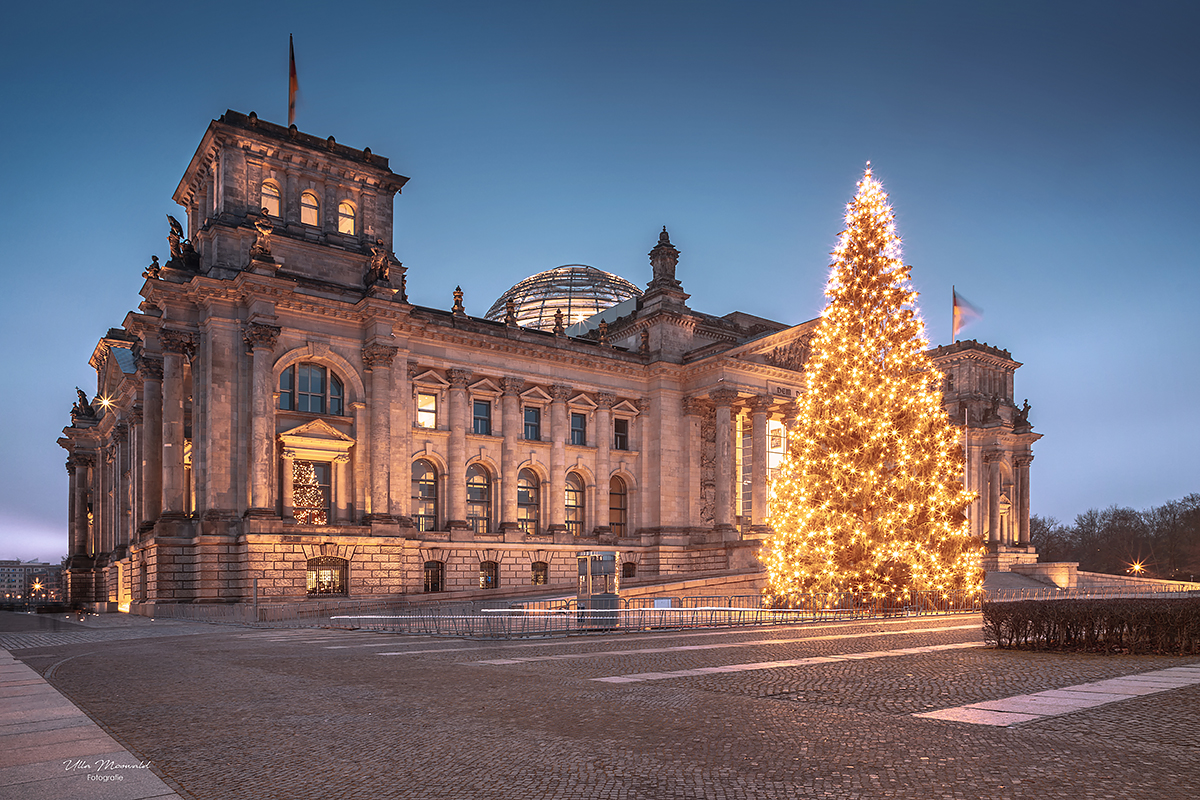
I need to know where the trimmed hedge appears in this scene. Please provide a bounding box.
[983,597,1200,654]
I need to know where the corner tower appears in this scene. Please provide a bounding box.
[172,110,409,285]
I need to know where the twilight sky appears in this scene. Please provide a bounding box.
[0,1,1196,562]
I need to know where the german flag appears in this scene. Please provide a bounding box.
[952,287,982,340]
[288,35,299,127]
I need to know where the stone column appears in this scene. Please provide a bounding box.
[748,395,772,531]
[281,449,296,521]
[710,388,739,530]
[635,397,652,529]
[245,323,280,516]
[984,451,1002,544]
[594,393,615,532]
[1016,455,1033,545]
[363,342,399,522]
[72,456,92,556]
[114,423,131,549]
[66,461,78,556]
[446,368,472,528]
[351,401,367,521]
[159,331,194,519]
[137,355,163,527]
[548,384,572,533]
[499,377,524,531]
[334,453,352,523]
[681,397,705,528]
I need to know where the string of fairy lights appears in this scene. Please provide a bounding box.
[762,165,983,608]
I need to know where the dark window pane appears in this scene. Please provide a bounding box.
[570,412,586,446]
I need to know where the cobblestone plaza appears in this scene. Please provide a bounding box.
[4,612,1198,799]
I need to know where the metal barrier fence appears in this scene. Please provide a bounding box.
[985,585,1200,603]
[333,591,984,638]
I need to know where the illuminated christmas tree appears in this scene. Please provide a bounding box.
[293,460,329,525]
[763,165,982,607]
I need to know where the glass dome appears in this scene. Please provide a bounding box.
[484,265,642,332]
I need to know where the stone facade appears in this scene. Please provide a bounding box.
[58,110,1041,612]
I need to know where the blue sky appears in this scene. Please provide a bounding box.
[1,1,1196,561]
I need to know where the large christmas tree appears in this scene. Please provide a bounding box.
[762,165,982,607]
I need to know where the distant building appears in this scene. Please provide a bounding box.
[59,110,1041,611]
[0,559,62,602]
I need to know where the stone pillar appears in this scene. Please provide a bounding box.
[635,397,652,529]
[594,393,615,532]
[334,453,352,523]
[499,377,524,531]
[710,388,739,530]
[446,368,472,528]
[72,456,92,556]
[748,395,772,531]
[137,355,163,527]
[1016,455,1033,545]
[281,449,296,521]
[351,401,367,521]
[114,423,131,549]
[548,384,572,533]
[681,397,705,528]
[245,324,280,516]
[390,357,413,524]
[159,331,194,519]
[363,342,399,522]
[66,461,78,556]
[985,451,1002,544]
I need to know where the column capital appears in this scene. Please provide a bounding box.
[159,329,197,358]
[446,368,473,389]
[136,354,163,382]
[596,392,617,410]
[244,322,281,352]
[71,454,94,470]
[362,342,399,369]
[634,397,651,413]
[549,384,573,402]
[281,448,299,460]
[983,450,1005,464]
[500,377,526,396]
[709,387,740,407]
[681,396,707,416]
[1014,454,1034,468]
[748,394,774,413]
[407,360,422,379]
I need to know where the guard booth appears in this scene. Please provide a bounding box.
[577,551,619,630]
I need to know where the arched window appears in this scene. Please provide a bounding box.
[293,461,331,525]
[622,560,637,579]
[423,560,444,592]
[300,190,320,226]
[479,561,499,590]
[338,201,356,235]
[565,473,585,536]
[466,464,491,534]
[307,556,347,595]
[517,469,539,535]
[280,364,344,415]
[412,460,438,532]
[261,181,281,217]
[609,476,628,538]
[531,561,548,586]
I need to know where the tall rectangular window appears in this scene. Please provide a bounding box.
[524,406,541,441]
[473,400,492,435]
[570,412,587,446]
[293,461,331,525]
[613,418,629,451]
[417,392,437,428]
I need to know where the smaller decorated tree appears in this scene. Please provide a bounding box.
[762,165,982,607]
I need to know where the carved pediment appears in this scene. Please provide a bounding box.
[568,393,597,410]
[520,386,553,404]
[411,369,450,388]
[612,400,641,416]
[469,378,501,396]
[761,334,813,373]
[279,418,355,461]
